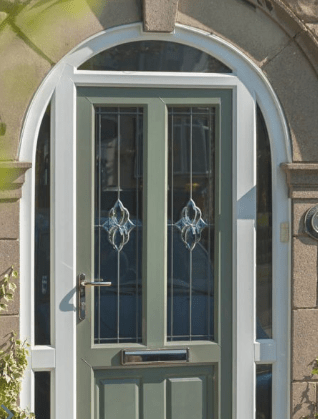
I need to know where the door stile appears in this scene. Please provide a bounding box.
[76,94,95,419]
[143,98,167,348]
[217,91,233,419]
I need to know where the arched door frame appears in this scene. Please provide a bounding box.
[19,22,291,419]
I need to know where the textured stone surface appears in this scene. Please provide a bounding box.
[263,41,318,162]
[293,200,318,236]
[292,382,317,419]
[143,0,179,32]
[0,25,51,160]
[280,0,318,24]
[177,0,290,65]
[0,315,19,352]
[308,23,318,38]
[294,29,318,75]
[14,0,141,64]
[292,237,318,308]
[0,240,19,315]
[292,309,318,381]
[0,200,19,239]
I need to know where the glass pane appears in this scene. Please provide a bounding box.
[256,105,272,339]
[79,41,231,73]
[167,106,215,341]
[34,105,51,345]
[35,371,50,419]
[256,364,272,419]
[94,107,143,344]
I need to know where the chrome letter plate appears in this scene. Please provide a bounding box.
[121,349,189,365]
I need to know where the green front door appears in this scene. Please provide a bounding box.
[76,87,232,419]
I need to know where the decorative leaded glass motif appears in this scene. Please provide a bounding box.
[175,199,207,251]
[167,106,215,342]
[102,199,135,251]
[94,107,143,344]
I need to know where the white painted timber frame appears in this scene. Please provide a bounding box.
[19,23,291,419]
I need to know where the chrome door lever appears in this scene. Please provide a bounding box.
[80,280,112,287]
[78,273,112,321]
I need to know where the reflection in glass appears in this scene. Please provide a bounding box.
[256,106,272,339]
[34,105,51,345]
[167,107,215,341]
[79,41,232,73]
[256,365,272,419]
[35,371,50,418]
[94,107,143,344]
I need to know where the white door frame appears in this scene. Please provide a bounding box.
[19,22,291,419]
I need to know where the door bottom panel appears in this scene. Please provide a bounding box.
[95,365,215,419]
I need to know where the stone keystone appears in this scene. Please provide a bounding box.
[143,0,179,32]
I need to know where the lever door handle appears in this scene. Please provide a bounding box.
[80,280,112,287]
[78,273,112,321]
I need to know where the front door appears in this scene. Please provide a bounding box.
[76,87,232,418]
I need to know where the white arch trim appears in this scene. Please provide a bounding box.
[19,22,291,419]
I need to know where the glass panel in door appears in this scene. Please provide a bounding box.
[167,106,215,342]
[94,106,143,344]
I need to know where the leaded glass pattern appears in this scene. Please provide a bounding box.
[94,107,143,344]
[79,41,232,73]
[167,106,215,341]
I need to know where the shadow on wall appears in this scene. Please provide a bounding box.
[0,0,141,161]
[292,381,316,418]
[0,0,141,62]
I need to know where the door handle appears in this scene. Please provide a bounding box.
[80,280,112,287]
[78,273,112,321]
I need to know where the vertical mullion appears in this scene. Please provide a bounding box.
[136,108,139,343]
[117,108,120,343]
[144,98,167,347]
[97,109,101,344]
[189,108,193,340]
[207,108,212,340]
[170,108,174,340]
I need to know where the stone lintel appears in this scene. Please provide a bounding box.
[0,161,32,201]
[281,163,318,199]
[143,0,179,32]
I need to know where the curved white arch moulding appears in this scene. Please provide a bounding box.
[19,22,291,419]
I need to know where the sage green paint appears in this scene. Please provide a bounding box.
[77,87,232,419]
[95,366,214,419]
